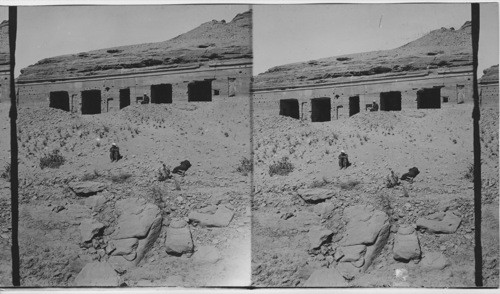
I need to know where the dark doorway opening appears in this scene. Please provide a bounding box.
[311,97,331,122]
[417,87,441,109]
[279,99,299,119]
[349,95,360,117]
[49,91,70,111]
[119,88,130,109]
[81,90,102,115]
[151,84,173,104]
[188,80,212,102]
[228,77,236,97]
[380,91,402,111]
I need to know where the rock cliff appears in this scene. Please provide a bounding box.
[18,10,252,81]
[254,21,472,89]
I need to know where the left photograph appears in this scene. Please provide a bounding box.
[1,5,252,287]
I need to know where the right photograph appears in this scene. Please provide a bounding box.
[251,3,499,288]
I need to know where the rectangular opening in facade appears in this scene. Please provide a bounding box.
[81,90,102,115]
[151,84,173,104]
[119,88,130,109]
[228,77,236,97]
[417,87,441,109]
[311,97,331,122]
[279,99,300,119]
[188,80,212,102]
[349,95,360,117]
[49,91,70,112]
[380,91,402,111]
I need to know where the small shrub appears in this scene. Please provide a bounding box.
[464,163,474,182]
[157,164,171,182]
[40,149,66,169]
[1,163,11,181]
[340,180,361,190]
[236,157,253,176]
[110,172,132,183]
[269,156,294,177]
[149,186,166,211]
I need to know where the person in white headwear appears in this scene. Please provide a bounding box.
[338,149,349,169]
[110,143,121,162]
[371,100,379,111]
[142,92,150,104]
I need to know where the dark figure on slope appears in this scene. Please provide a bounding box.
[401,167,420,182]
[110,143,122,162]
[338,150,350,169]
[172,160,192,176]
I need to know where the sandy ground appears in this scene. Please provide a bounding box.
[251,101,498,287]
[0,97,251,286]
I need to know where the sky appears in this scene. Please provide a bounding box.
[253,3,499,75]
[2,3,499,78]
[14,5,250,77]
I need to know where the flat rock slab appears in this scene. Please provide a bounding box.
[69,181,106,197]
[165,226,193,255]
[303,268,348,287]
[341,209,388,246]
[192,246,221,264]
[416,211,461,234]
[107,255,133,274]
[85,195,107,212]
[393,232,421,262]
[188,205,234,227]
[73,262,120,286]
[336,262,361,280]
[297,188,339,203]
[79,219,105,243]
[307,227,333,250]
[340,244,366,262]
[112,198,161,239]
[363,222,391,272]
[135,216,163,265]
[421,251,450,270]
[109,238,138,256]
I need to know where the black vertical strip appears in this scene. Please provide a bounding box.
[471,3,482,287]
[8,6,20,287]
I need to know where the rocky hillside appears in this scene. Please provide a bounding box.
[254,21,472,89]
[480,64,499,84]
[0,20,9,64]
[18,10,252,81]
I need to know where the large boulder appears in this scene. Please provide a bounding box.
[363,222,390,272]
[69,181,106,197]
[85,195,107,212]
[420,252,451,270]
[135,216,163,265]
[109,238,138,256]
[112,198,162,239]
[73,262,120,286]
[188,205,234,227]
[339,245,366,262]
[341,205,389,246]
[307,226,333,250]
[192,246,221,264]
[165,223,193,256]
[79,219,105,243]
[393,226,421,262]
[416,211,461,234]
[302,268,348,287]
[297,188,339,203]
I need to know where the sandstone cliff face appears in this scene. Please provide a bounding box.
[18,10,252,81]
[480,64,499,84]
[254,21,472,89]
[0,20,9,65]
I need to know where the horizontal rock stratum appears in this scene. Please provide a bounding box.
[254,21,472,89]
[18,10,252,82]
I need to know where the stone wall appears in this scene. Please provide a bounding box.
[17,62,251,114]
[253,71,473,122]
